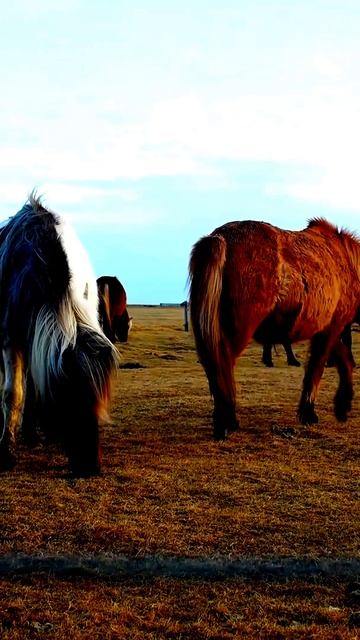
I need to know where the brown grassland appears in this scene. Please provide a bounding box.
[0,305,359,639]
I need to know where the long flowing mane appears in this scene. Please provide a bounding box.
[0,192,118,476]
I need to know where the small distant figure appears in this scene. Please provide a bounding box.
[262,341,301,367]
[97,276,132,343]
[262,316,358,369]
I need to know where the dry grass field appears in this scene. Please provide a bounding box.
[0,305,359,639]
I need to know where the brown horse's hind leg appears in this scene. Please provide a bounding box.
[0,347,25,470]
[203,347,238,441]
[330,339,354,421]
[298,332,333,425]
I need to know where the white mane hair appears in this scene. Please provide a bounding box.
[55,216,101,331]
[22,192,117,403]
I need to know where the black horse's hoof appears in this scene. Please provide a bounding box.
[228,419,239,433]
[213,427,227,441]
[0,449,17,471]
[213,419,239,441]
[298,404,319,426]
[334,390,352,423]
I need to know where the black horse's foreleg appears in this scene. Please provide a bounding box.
[283,341,301,367]
[0,347,25,469]
[262,342,274,367]
[298,332,332,425]
[262,343,274,367]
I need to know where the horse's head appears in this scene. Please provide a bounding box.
[115,310,132,342]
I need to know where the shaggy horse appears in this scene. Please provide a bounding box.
[0,194,118,476]
[189,218,360,440]
[97,276,132,343]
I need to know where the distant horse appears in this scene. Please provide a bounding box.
[189,218,360,440]
[0,193,118,476]
[97,276,132,343]
[263,314,359,368]
[262,341,301,367]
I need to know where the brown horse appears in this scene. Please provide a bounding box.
[97,276,132,343]
[189,218,360,440]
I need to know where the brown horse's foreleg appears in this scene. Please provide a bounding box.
[0,347,25,469]
[298,332,333,425]
[330,339,354,421]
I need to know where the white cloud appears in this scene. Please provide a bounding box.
[270,171,360,213]
[1,63,360,212]
[64,209,160,227]
[12,0,79,14]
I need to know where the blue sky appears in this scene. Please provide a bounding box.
[1,0,359,303]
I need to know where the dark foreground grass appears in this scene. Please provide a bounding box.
[0,307,359,638]
[0,575,359,639]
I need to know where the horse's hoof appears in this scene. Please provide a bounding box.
[298,405,319,426]
[335,410,348,423]
[334,402,351,423]
[0,450,17,471]
[228,419,239,433]
[289,360,301,367]
[71,465,101,478]
[213,429,227,441]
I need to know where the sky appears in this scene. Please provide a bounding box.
[1,0,360,304]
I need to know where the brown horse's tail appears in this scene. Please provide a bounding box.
[98,283,113,341]
[189,234,226,364]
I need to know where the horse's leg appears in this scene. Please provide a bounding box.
[21,373,40,447]
[206,326,255,440]
[284,341,301,367]
[198,334,238,441]
[331,339,354,421]
[341,324,355,367]
[298,332,333,425]
[207,351,238,441]
[0,347,25,469]
[262,343,274,367]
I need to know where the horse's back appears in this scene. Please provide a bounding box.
[191,218,360,347]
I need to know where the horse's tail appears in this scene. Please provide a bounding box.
[103,284,111,324]
[97,282,114,342]
[188,233,226,364]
